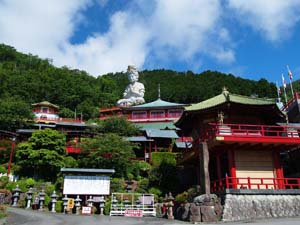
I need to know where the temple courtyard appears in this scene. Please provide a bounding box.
[3,207,300,225]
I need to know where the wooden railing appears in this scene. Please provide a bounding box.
[35,118,84,124]
[205,123,300,140]
[211,176,300,192]
[281,92,300,111]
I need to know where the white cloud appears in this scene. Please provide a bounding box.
[0,0,235,76]
[227,0,300,42]
[0,0,90,56]
[59,11,151,75]
[149,0,235,63]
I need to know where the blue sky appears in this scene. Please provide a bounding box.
[0,0,299,84]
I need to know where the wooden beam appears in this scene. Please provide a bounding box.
[199,142,210,194]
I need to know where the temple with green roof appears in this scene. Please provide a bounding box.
[176,88,300,221]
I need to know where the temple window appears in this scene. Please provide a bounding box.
[168,109,183,118]
[132,111,147,119]
[42,107,48,113]
[150,110,165,118]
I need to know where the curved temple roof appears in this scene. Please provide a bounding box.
[185,92,277,112]
[32,101,59,109]
[131,98,186,109]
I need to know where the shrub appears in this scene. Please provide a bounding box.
[0,176,9,189]
[55,200,63,213]
[136,178,149,193]
[45,184,55,196]
[175,191,188,203]
[110,178,125,193]
[0,205,7,219]
[148,187,162,202]
[151,152,176,167]
[0,165,6,174]
[104,197,111,215]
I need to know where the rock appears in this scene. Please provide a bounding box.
[189,203,201,223]
[200,205,218,223]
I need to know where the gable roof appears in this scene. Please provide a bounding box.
[32,101,59,109]
[185,92,277,112]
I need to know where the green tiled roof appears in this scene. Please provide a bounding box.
[132,98,186,108]
[125,136,154,142]
[145,129,178,138]
[134,122,178,130]
[186,93,277,112]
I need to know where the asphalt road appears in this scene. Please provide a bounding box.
[5,207,300,225]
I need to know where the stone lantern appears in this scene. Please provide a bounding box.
[50,191,58,213]
[62,195,68,213]
[75,195,82,215]
[26,187,34,209]
[166,192,174,220]
[87,196,94,208]
[12,184,21,207]
[99,196,106,215]
[135,198,141,209]
[112,195,118,210]
[38,189,46,211]
[123,198,130,209]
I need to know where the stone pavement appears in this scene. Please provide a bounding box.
[4,207,300,225]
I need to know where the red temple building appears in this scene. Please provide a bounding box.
[175,88,300,220]
[17,101,90,154]
[99,97,188,161]
[176,88,300,193]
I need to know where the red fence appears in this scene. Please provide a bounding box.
[211,176,300,192]
[281,92,299,111]
[66,146,81,154]
[34,118,84,124]
[205,123,300,140]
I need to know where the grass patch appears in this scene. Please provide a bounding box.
[0,205,7,219]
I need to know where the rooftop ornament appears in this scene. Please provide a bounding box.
[222,86,229,98]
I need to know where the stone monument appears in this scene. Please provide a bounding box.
[117,65,145,106]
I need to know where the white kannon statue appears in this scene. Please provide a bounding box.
[117,65,145,107]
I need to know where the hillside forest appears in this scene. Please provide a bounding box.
[1,43,296,126]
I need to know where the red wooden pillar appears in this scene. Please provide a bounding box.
[144,143,146,162]
[149,142,152,162]
[228,149,237,189]
[273,150,284,189]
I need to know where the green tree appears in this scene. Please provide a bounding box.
[149,152,179,194]
[15,129,76,181]
[0,96,34,131]
[58,107,74,119]
[88,116,140,136]
[78,133,135,177]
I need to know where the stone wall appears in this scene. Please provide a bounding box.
[222,194,300,221]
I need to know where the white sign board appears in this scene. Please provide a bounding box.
[63,175,110,195]
[82,206,92,215]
